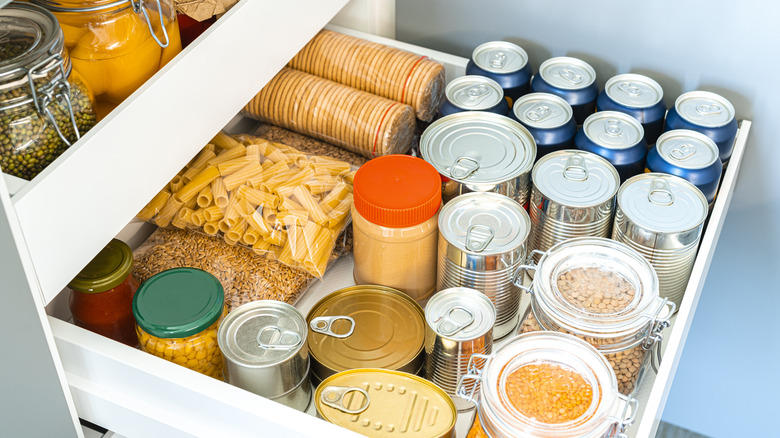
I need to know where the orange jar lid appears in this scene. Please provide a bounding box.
[353,155,442,228]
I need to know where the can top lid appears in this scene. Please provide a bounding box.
[353,155,441,228]
[674,90,735,128]
[307,286,425,372]
[656,129,719,169]
[480,332,621,435]
[218,301,306,367]
[315,369,456,437]
[604,73,664,108]
[532,150,620,207]
[618,173,708,233]
[68,239,133,294]
[538,57,596,90]
[533,238,666,342]
[582,111,645,149]
[439,192,530,255]
[512,92,573,129]
[471,41,528,74]
[445,75,505,110]
[133,268,225,338]
[420,112,536,184]
[426,287,496,340]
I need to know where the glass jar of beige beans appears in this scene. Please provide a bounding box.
[351,155,442,304]
[515,237,674,394]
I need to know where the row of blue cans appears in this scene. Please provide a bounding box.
[449,40,739,165]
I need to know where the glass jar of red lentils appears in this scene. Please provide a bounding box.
[68,239,138,347]
[515,237,674,395]
[459,332,636,438]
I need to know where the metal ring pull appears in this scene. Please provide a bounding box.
[132,0,171,48]
[563,153,589,181]
[310,316,355,339]
[525,104,551,122]
[450,156,480,180]
[320,386,371,415]
[695,103,722,116]
[670,143,696,161]
[618,82,643,97]
[647,178,675,206]
[489,52,507,69]
[434,306,475,336]
[605,119,623,136]
[256,325,301,350]
[465,225,494,252]
[466,84,490,100]
[559,68,584,85]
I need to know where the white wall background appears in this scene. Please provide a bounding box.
[395,1,779,436]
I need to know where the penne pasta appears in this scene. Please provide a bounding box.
[237,185,278,208]
[203,220,220,235]
[241,228,261,246]
[305,178,338,195]
[208,144,247,165]
[212,178,229,209]
[245,143,262,162]
[137,190,170,221]
[211,131,243,150]
[279,196,304,212]
[203,205,223,222]
[175,166,220,203]
[226,219,248,243]
[169,175,184,193]
[223,161,263,191]
[246,210,271,234]
[153,195,184,227]
[293,185,329,225]
[319,183,350,211]
[182,149,216,183]
[326,193,353,228]
[277,210,309,224]
[190,209,206,227]
[217,157,253,176]
[196,185,213,208]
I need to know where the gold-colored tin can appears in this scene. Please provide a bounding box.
[315,368,456,438]
[306,285,426,384]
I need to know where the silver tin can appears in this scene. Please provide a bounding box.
[440,75,509,116]
[424,287,495,410]
[529,150,620,260]
[597,73,666,144]
[218,301,311,411]
[420,112,536,206]
[530,56,599,124]
[437,192,531,339]
[613,173,708,309]
[664,90,738,163]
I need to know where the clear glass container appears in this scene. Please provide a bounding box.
[351,155,442,304]
[133,267,226,380]
[517,237,674,394]
[459,332,636,438]
[31,0,182,119]
[0,2,97,180]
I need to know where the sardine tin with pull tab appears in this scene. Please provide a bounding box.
[315,369,456,438]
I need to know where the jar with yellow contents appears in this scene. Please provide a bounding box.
[31,0,182,119]
[133,267,226,380]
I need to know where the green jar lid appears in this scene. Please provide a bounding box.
[68,239,133,294]
[133,268,225,339]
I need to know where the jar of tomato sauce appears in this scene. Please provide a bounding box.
[30,0,182,119]
[68,239,138,347]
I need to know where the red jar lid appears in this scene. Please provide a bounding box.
[353,155,441,228]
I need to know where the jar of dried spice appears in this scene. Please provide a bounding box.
[515,237,674,395]
[133,267,227,380]
[459,332,636,438]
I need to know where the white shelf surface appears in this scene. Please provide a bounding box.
[40,24,750,438]
[6,0,349,306]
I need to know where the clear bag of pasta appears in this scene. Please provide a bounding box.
[136,131,355,277]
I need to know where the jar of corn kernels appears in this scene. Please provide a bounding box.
[133,267,226,380]
[459,332,636,438]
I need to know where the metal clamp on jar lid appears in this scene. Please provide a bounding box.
[457,332,636,438]
[217,300,310,411]
[421,112,536,204]
[0,3,86,148]
[31,0,172,48]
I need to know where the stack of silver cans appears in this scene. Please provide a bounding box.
[420,112,536,206]
[529,150,620,260]
[437,192,531,339]
[613,173,708,309]
[424,287,495,410]
[217,301,311,411]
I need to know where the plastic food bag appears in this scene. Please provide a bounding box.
[133,227,349,311]
[136,132,354,277]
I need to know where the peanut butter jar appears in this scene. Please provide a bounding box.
[351,155,442,304]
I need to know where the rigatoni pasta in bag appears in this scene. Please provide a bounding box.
[137,132,355,277]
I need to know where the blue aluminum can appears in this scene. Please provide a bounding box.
[439,75,509,117]
[663,91,738,164]
[530,57,598,125]
[646,129,722,204]
[511,92,576,161]
[465,41,532,107]
[575,111,647,182]
[597,74,666,145]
